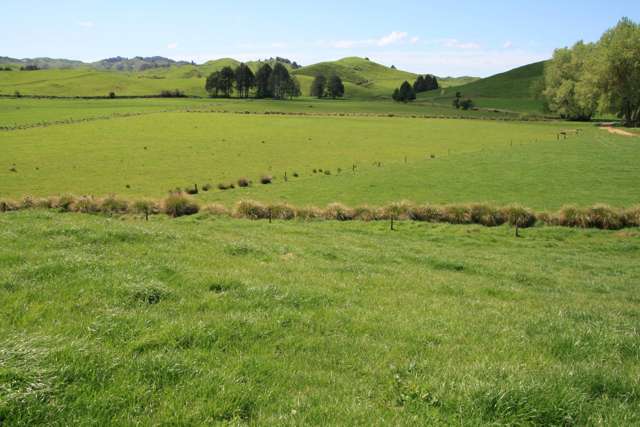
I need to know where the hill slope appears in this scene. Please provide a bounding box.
[420,61,547,113]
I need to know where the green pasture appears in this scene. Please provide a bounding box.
[1,211,638,425]
[3,111,622,208]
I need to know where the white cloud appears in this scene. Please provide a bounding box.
[377,31,408,47]
[410,36,420,44]
[167,42,178,49]
[78,21,94,28]
[503,41,513,49]
[441,38,481,49]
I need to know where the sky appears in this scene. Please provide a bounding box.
[2,1,639,77]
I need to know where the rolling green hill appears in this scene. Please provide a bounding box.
[420,61,547,113]
[0,56,478,100]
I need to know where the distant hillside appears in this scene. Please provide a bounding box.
[0,57,85,69]
[92,56,192,71]
[420,61,547,113]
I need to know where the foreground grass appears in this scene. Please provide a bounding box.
[1,211,639,425]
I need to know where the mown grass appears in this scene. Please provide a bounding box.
[1,111,599,202]
[0,211,638,425]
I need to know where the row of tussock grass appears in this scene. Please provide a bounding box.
[1,194,639,229]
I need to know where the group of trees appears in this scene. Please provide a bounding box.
[452,92,474,110]
[310,74,345,99]
[0,66,12,71]
[544,17,640,126]
[392,74,439,102]
[413,74,439,93]
[19,65,40,71]
[392,81,416,102]
[205,62,301,99]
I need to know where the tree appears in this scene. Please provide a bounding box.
[392,88,400,101]
[460,99,474,110]
[255,63,273,98]
[543,42,598,121]
[219,66,235,97]
[414,74,439,93]
[327,75,345,99]
[594,17,640,126]
[269,63,291,99]
[310,74,327,98]
[283,76,302,99]
[234,63,255,98]
[205,71,222,97]
[452,92,462,109]
[398,81,416,102]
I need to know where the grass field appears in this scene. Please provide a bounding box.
[1,211,639,425]
[2,107,638,209]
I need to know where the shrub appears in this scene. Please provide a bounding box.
[162,193,199,217]
[586,204,624,230]
[234,200,268,219]
[100,195,129,215]
[260,175,273,185]
[74,196,101,214]
[292,172,299,178]
[536,211,554,226]
[185,184,199,195]
[323,170,331,175]
[202,183,212,192]
[502,204,536,228]
[202,203,230,217]
[323,203,354,221]
[268,203,296,220]
[20,196,35,209]
[237,177,250,188]
[556,205,589,228]
[296,206,324,220]
[441,205,472,224]
[470,203,505,227]
[624,205,640,227]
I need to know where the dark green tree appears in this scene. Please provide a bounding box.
[327,75,345,99]
[310,74,327,98]
[397,81,416,102]
[283,75,302,99]
[453,91,462,109]
[219,66,235,97]
[205,71,222,97]
[234,63,255,98]
[255,63,273,98]
[269,62,291,99]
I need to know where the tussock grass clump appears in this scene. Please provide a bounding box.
[556,205,589,228]
[535,211,554,226]
[56,194,77,212]
[502,204,536,228]
[202,203,230,217]
[260,175,273,185]
[185,185,199,195]
[19,196,35,209]
[268,203,296,220]
[323,203,354,221]
[470,203,506,227]
[127,281,171,305]
[410,204,442,222]
[0,199,18,212]
[218,182,235,191]
[441,205,472,224]
[586,204,624,230]
[237,177,250,188]
[234,200,268,219]
[352,206,379,221]
[132,199,159,217]
[100,195,129,215]
[162,193,199,217]
[296,206,324,220]
[202,183,212,192]
[382,201,415,220]
[74,196,101,214]
[624,205,640,227]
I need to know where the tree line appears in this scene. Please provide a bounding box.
[205,63,301,99]
[392,74,439,102]
[544,17,640,126]
[310,74,345,98]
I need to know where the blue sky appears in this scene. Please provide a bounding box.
[2,0,639,76]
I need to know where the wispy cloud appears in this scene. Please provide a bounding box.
[167,42,179,49]
[441,38,481,50]
[503,41,514,49]
[78,21,94,28]
[327,31,415,49]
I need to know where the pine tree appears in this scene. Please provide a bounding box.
[255,64,273,98]
[327,75,345,99]
[310,74,327,98]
